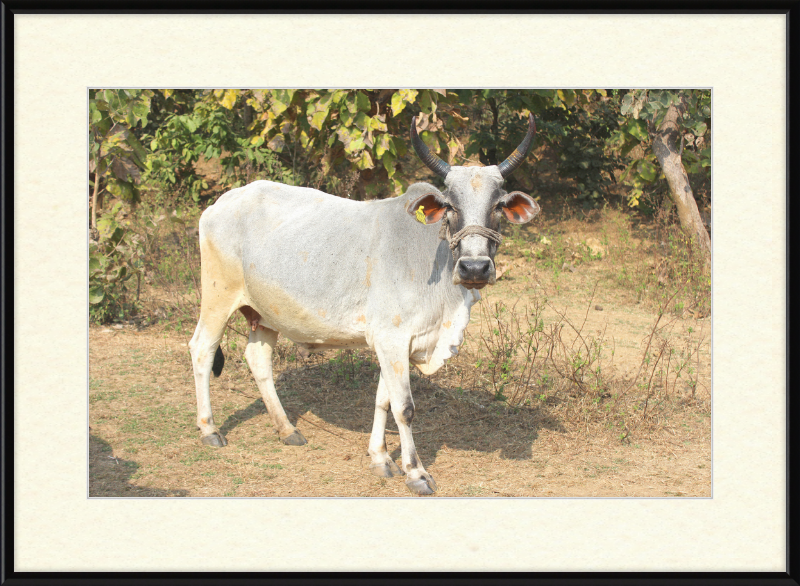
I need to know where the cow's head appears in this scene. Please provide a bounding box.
[407,114,540,290]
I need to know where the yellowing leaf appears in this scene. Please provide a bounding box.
[355,150,374,170]
[557,89,576,108]
[370,116,387,133]
[391,89,419,116]
[271,100,288,116]
[221,89,239,109]
[415,205,426,224]
[447,138,461,163]
[375,134,391,158]
[310,109,329,131]
[401,89,419,103]
[391,92,406,117]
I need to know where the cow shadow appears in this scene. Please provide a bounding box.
[89,434,189,497]
[217,354,565,468]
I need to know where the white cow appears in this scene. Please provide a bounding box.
[189,115,539,494]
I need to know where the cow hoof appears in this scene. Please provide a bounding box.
[201,432,227,447]
[281,430,307,446]
[370,460,404,478]
[406,474,437,495]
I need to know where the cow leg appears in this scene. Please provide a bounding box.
[367,376,403,478]
[244,326,307,446]
[374,345,437,495]
[189,312,231,447]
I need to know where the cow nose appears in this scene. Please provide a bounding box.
[458,257,493,284]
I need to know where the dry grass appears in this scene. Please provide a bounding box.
[89,201,711,498]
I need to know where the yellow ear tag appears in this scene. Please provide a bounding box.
[415,205,427,224]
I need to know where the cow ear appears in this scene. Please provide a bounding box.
[407,192,448,224]
[500,191,540,224]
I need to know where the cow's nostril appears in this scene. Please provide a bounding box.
[458,258,493,282]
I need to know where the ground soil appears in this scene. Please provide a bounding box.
[89,217,711,498]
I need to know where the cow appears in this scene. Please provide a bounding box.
[188,114,539,494]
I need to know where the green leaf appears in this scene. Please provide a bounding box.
[131,102,150,127]
[339,106,355,127]
[619,160,636,183]
[557,89,576,108]
[345,93,359,115]
[637,159,658,181]
[124,132,149,167]
[355,91,371,112]
[89,256,101,273]
[382,152,396,178]
[113,225,127,242]
[419,90,434,114]
[625,118,649,142]
[695,122,707,136]
[354,112,369,131]
[89,286,105,304]
[95,114,112,138]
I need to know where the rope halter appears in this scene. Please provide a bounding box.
[438,214,503,260]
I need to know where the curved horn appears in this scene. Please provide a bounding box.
[497,113,536,178]
[410,116,451,178]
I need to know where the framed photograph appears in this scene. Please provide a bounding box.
[5,8,790,581]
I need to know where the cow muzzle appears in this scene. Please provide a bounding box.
[454,256,495,289]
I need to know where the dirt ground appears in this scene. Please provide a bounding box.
[89,232,711,498]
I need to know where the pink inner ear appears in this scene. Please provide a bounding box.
[502,192,540,224]
[409,193,448,224]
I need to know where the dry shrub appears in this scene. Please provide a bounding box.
[439,286,709,441]
[131,205,203,332]
[599,205,710,316]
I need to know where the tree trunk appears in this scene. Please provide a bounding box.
[652,104,711,265]
[91,169,100,229]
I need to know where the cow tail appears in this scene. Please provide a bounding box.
[212,345,225,377]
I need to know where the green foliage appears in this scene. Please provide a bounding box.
[539,97,622,205]
[142,90,294,203]
[89,203,146,323]
[613,89,711,207]
[242,88,452,196]
[90,89,154,204]
[86,88,713,325]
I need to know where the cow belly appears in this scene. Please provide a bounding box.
[254,309,366,347]
[242,285,366,348]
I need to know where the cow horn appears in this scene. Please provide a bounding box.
[410,116,451,178]
[497,113,536,178]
